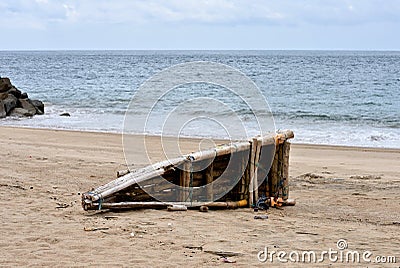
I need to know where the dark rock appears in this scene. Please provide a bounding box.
[29,99,44,114]
[0,92,8,100]
[8,86,22,98]
[0,77,45,119]
[60,112,71,117]
[0,78,12,92]
[20,92,28,99]
[0,100,6,118]
[19,99,37,115]
[10,107,35,117]
[3,94,18,115]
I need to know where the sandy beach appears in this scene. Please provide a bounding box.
[0,126,399,267]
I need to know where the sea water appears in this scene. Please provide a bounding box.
[0,50,399,148]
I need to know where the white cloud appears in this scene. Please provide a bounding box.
[1,0,400,29]
[1,0,400,51]
[63,4,78,21]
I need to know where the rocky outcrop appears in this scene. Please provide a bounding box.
[0,77,12,92]
[3,94,18,114]
[0,77,44,118]
[0,100,6,118]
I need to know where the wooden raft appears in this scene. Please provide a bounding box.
[82,130,294,211]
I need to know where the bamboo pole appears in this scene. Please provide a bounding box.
[259,135,276,146]
[180,164,185,202]
[90,200,248,210]
[97,201,171,209]
[83,168,166,203]
[278,141,284,198]
[275,130,294,145]
[188,141,250,163]
[249,139,256,207]
[240,150,249,203]
[239,153,246,200]
[205,163,214,201]
[117,169,130,178]
[91,156,185,195]
[282,141,291,201]
[181,161,190,202]
[252,138,260,202]
[270,145,279,198]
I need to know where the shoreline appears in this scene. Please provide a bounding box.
[1,125,399,152]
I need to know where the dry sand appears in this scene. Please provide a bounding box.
[0,126,399,267]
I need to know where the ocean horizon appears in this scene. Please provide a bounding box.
[1,50,399,148]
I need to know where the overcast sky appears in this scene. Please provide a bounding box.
[1,0,399,50]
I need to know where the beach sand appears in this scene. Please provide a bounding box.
[0,126,399,267]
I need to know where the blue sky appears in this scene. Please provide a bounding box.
[1,0,399,50]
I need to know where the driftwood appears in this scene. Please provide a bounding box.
[82,130,294,211]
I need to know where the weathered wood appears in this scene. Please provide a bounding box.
[97,201,171,209]
[275,130,294,145]
[208,161,228,170]
[211,168,226,178]
[82,131,295,211]
[239,154,247,200]
[191,172,204,181]
[249,139,256,206]
[117,169,130,178]
[83,168,165,203]
[180,163,185,202]
[282,198,296,206]
[270,145,279,198]
[259,135,276,146]
[252,138,260,202]
[188,141,250,163]
[282,141,290,201]
[91,156,184,195]
[89,200,248,210]
[204,200,248,209]
[205,163,214,201]
[181,161,191,202]
[278,142,284,198]
[167,205,188,211]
